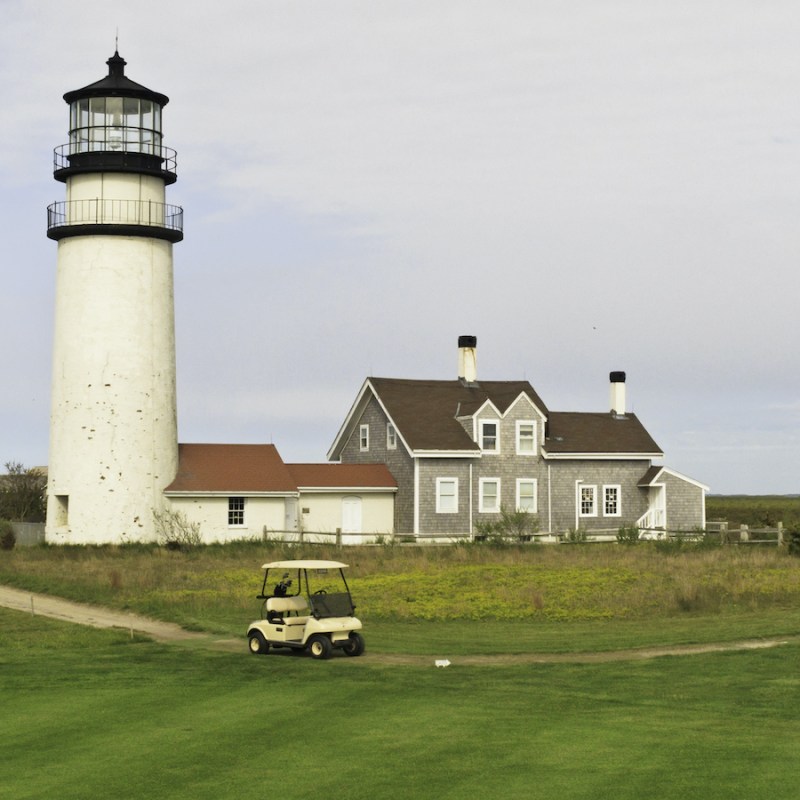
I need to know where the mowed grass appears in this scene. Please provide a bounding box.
[2,607,799,800]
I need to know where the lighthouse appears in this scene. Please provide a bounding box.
[45,52,182,543]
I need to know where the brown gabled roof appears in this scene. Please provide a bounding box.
[287,463,397,489]
[165,443,297,494]
[369,377,548,452]
[544,412,662,456]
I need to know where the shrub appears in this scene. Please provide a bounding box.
[152,509,202,549]
[785,527,800,556]
[474,507,539,545]
[0,519,15,550]
[563,527,588,544]
[616,524,640,545]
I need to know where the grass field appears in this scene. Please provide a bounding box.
[3,542,800,798]
[2,608,798,800]
[706,494,800,528]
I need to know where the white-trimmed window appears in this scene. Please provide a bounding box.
[359,424,369,452]
[479,478,501,513]
[386,422,397,450]
[479,420,499,452]
[579,485,597,517]
[516,420,537,455]
[228,496,245,526]
[516,479,537,513]
[604,485,621,517]
[436,478,458,514]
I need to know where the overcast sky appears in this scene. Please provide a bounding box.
[2,0,798,493]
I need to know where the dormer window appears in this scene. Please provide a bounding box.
[479,420,499,452]
[516,420,537,455]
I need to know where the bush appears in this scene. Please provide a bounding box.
[563,527,588,544]
[0,519,16,550]
[152,509,202,549]
[785,527,800,556]
[616,524,640,545]
[474,507,539,545]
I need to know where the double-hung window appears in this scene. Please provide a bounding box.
[579,485,597,517]
[436,478,458,513]
[228,497,245,526]
[516,421,537,455]
[479,420,499,452]
[604,485,621,517]
[516,479,537,513]
[386,423,397,450]
[359,424,369,452]
[479,478,501,513]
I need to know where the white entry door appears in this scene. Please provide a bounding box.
[650,485,666,528]
[341,496,362,534]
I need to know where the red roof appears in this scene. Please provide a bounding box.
[165,444,297,493]
[165,444,397,494]
[288,463,397,489]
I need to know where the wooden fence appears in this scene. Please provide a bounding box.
[261,522,788,547]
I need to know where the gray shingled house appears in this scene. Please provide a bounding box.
[328,337,707,539]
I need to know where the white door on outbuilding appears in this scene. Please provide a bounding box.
[341,496,362,534]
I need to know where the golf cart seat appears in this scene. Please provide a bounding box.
[266,595,309,626]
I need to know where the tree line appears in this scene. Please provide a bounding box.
[0,461,47,522]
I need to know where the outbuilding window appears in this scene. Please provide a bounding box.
[228,497,245,526]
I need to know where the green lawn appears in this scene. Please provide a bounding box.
[2,607,798,800]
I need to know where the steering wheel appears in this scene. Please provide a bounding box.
[313,589,327,595]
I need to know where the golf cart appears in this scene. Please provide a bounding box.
[246,560,365,660]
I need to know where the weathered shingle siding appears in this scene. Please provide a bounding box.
[470,399,548,530]
[417,458,475,534]
[544,460,651,533]
[663,472,706,531]
[338,395,413,533]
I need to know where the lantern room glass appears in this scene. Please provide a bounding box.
[68,97,163,155]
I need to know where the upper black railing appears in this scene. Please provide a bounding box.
[53,143,178,184]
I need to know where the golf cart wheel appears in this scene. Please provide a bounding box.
[307,634,333,660]
[248,631,269,655]
[342,632,365,657]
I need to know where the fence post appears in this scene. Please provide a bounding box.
[336,528,341,547]
[720,521,728,544]
[778,522,784,547]
[740,524,749,542]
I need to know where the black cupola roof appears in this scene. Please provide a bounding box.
[63,51,169,107]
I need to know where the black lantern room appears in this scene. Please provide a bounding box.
[53,51,177,185]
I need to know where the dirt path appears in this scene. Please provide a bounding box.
[0,585,238,651]
[0,585,794,664]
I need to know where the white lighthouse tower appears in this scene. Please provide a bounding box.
[46,52,182,543]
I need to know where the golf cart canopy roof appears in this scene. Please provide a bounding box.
[260,560,349,570]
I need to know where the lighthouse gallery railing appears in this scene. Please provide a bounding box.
[47,199,183,234]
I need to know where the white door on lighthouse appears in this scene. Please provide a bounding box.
[341,496,362,534]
